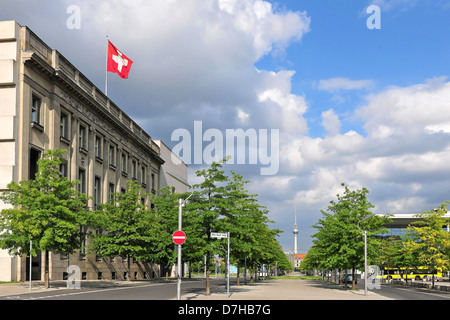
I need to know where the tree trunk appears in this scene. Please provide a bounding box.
[44,250,50,289]
[205,252,210,295]
[236,264,240,286]
[352,266,356,290]
[127,255,131,281]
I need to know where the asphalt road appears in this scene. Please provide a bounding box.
[350,280,450,300]
[0,277,227,300]
[370,283,450,300]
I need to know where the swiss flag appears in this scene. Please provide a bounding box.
[107,40,133,79]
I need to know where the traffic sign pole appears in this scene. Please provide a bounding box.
[165,171,193,301]
[227,232,230,297]
[211,232,231,297]
[177,199,183,300]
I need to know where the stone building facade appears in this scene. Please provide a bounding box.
[0,20,172,282]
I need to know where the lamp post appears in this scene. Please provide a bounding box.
[357,213,376,296]
[166,171,193,301]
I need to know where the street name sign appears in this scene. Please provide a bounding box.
[211,232,228,239]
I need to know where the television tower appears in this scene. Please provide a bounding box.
[293,205,299,254]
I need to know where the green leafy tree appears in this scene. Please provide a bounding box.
[403,201,450,288]
[0,149,89,288]
[221,171,273,284]
[88,180,158,281]
[308,183,390,289]
[185,158,230,295]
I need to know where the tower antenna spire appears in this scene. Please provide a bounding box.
[293,204,299,254]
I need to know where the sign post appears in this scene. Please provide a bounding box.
[174,199,186,301]
[211,232,230,297]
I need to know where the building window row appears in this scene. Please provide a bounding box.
[29,94,158,205]
[56,108,151,185]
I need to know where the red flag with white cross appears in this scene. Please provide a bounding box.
[107,40,134,79]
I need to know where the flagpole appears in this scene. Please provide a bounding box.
[105,35,108,96]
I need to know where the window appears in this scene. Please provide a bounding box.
[59,161,68,178]
[94,176,102,209]
[29,149,41,180]
[109,145,116,168]
[141,166,146,186]
[109,183,115,202]
[131,160,137,179]
[95,135,102,159]
[151,173,155,191]
[78,168,86,194]
[60,112,69,139]
[31,95,41,124]
[79,124,87,151]
[121,152,127,174]
[80,225,87,259]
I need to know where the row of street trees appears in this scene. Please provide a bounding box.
[301,183,450,290]
[0,150,291,292]
[300,183,390,289]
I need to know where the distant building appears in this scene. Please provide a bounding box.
[289,254,306,271]
[379,213,450,238]
[155,140,188,194]
[0,20,171,282]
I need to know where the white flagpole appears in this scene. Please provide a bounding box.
[105,35,109,96]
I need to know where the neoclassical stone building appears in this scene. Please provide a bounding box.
[0,20,174,282]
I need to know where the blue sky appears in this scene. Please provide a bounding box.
[2,0,450,253]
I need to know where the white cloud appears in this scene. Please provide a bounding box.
[321,109,341,136]
[316,77,374,92]
[368,0,419,12]
[67,0,311,139]
[257,70,309,134]
[277,77,450,237]
[357,76,450,137]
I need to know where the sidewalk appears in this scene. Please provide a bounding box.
[184,278,392,300]
[0,279,163,298]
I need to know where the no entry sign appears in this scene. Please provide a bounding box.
[173,230,186,245]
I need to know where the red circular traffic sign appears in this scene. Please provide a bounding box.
[173,230,186,245]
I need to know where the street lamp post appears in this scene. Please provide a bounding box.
[357,213,376,296]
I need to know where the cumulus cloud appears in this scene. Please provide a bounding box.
[62,0,312,141]
[275,76,450,245]
[321,109,341,136]
[357,76,450,137]
[316,77,374,92]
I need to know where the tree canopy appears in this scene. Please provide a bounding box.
[0,149,89,287]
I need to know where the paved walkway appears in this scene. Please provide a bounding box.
[185,278,391,300]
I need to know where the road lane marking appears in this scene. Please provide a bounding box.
[16,282,172,300]
[394,286,450,299]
